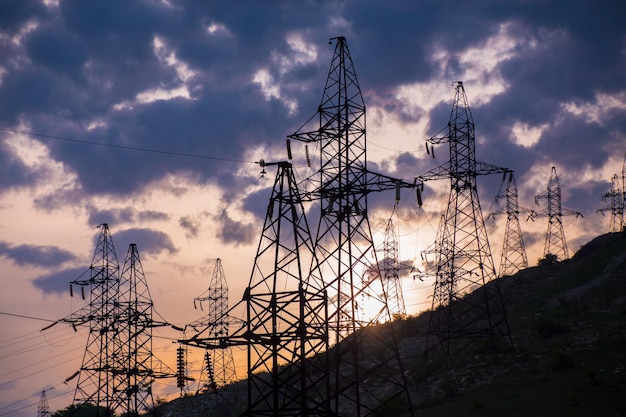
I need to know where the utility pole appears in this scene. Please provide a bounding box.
[531,166,582,261]
[418,81,512,357]
[289,36,415,416]
[488,172,533,276]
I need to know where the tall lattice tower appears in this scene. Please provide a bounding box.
[597,174,624,233]
[488,172,533,277]
[288,36,414,416]
[185,161,331,416]
[37,390,50,417]
[110,243,172,416]
[192,258,237,393]
[531,166,582,261]
[68,224,120,416]
[378,207,411,318]
[418,81,512,356]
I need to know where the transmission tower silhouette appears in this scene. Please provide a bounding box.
[377,205,413,318]
[110,243,173,416]
[598,154,625,232]
[185,161,331,416]
[531,166,582,261]
[192,258,237,393]
[37,390,50,417]
[288,36,415,416]
[61,223,120,416]
[44,225,175,416]
[418,81,512,357]
[598,174,624,233]
[488,172,533,277]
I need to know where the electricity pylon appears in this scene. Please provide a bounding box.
[418,81,512,357]
[37,390,50,417]
[377,206,413,318]
[597,174,624,233]
[531,166,582,261]
[110,243,173,416]
[288,36,415,416]
[488,172,533,277]
[598,153,625,233]
[43,226,174,417]
[62,224,120,416]
[184,161,331,416]
[192,258,237,393]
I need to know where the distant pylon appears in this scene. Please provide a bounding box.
[377,206,412,318]
[418,81,512,356]
[488,172,533,277]
[597,174,624,233]
[110,243,173,416]
[37,390,50,417]
[193,258,237,393]
[289,36,415,415]
[531,166,582,261]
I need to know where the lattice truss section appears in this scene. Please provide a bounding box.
[377,210,413,318]
[63,224,120,416]
[488,172,533,277]
[45,225,173,417]
[110,243,172,416]
[418,81,512,356]
[597,162,625,233]
[191,258,237,393]
[288,36,414,416]
[531,166,582,261]
[185,162,331,416]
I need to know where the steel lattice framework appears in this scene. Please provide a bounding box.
[288,36,414,416]
[110,243,172,416]
[37,391,50,417]
[597,159,625,233]
[378,214,410,318]
[192,258,237,393]
[488,172,533,277]
[531,166,582,261]
[65,224,120,416]
[185,161,331,416]
[45,225,174,417]
[418,81,512,356]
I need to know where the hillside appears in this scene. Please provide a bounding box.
[157,232,626,417]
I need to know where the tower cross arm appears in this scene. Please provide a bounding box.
[364,169,420,193]
[475,161,510,176]
[415,164,451,182]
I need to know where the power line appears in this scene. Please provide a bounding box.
[0,127,252,164]
[0,311,56,322]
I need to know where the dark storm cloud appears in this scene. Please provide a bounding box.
[32,266,87,295]
[179,215,205,239]
[138,210,170,222]
[113,228,178,256]
[0,0,624,211]
[88,207,136,226]
[215,209,256,246]
[0,241,77,267]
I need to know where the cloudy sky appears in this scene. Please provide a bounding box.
[1,0,624,415]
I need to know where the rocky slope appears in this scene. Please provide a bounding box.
[156,232,626,417]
